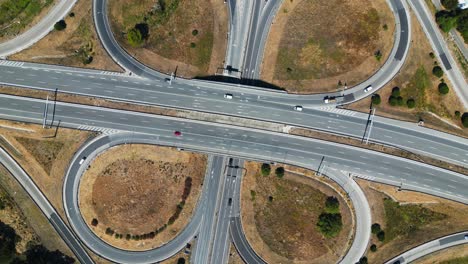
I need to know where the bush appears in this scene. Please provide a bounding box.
[371,223,381,234]
[69,12,75,17]
[388,96,398,106]
[127,28,143,47]
[54,20,67,31]
[275,167,285,178]
[397,96,404,106]
[126,234,131,240]
[462,113,468,128]
[432,66,444,78]
[177,258,186,264]
[441,0,459,10]
[370,244,377,252]
[438,82,449,94]
[377,230,386,242]
[91,218,98,226]
[190,42,196,48]
[406,98,416,108]
[317,213,343,238]
[261,163,271,176]
[455,110,461,117]
[358,257,368,264]
[391,87,401,97]
[250,190,256,201]
[192,29,198,36]
[371,94,381,105]
[374,50,382,61]
[429,52,435,58]
[325,196,340,213]
[436,10,458,32]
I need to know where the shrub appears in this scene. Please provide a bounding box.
[69,12,75,17]
[91,218,98,226]
[325,196,340,213]
[462,113,468,128]
[397,96,404,106]
[438,82,449,94]
[429,52,435,58]
[377,230,386,242]
[406,98,416,108]
[388,96,398,106]
[190,42,196,48]
[371,94,381,105]
[374,50,382,61]
[177,258,186,264]
[317,213,343,238]
[275,167,285,178]
[192,29,198,36]
[432,66,444,78]
[370,244,377,252]
[261,163,271,176]
[357,257,368,264]
[105,227,114,235]
[455,110,461,117]
[383,24,388,30]
[371,223,381,234]
[391,87,400,97]
[250,190,256,201]
[54,20,67,31]
[126,234,131,240]
[127,28,143,47]
[268,196,274,202]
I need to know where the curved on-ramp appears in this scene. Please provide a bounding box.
[385,231,468,264]
[93,0,411,106]
[0,0,77,57]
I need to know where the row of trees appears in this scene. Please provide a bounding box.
[436,0,468,42]
[261,163,285,178]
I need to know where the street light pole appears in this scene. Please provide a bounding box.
[42,95,49,128]
[365,108,376,144]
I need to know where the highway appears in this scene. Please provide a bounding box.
[0,148,93,264]
[0,0,77,57]
[408,0,468,109]
[385,231,468,264]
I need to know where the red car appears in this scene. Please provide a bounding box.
[174,131,182,136]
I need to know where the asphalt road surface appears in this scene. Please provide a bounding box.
[0,148,94,264]
[0,0,77,57]
[385,231,468,264]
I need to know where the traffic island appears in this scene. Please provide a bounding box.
[79,144,206,251]
[240,162,354,263]
[261,0,394,93]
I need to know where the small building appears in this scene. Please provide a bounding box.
[459,0,468,9]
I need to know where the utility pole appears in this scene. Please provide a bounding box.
[365,108,376,144]
[42,96,49,128]
[317,156,325,176]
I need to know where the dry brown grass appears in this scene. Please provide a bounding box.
[346,11,468,134]
[228,243,244,264]
[357,180,468,263]
[109,0,227,77]
[413,244,468,264]
[11,0,121,71]
[79,144,207,251]
[262,0,394,93]
[241,161,353,263]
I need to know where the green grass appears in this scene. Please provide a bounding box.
[383,198,447,243]
[190,31,213,71]
[0,0,53,38]
[440,256,468,264]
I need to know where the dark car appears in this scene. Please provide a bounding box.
[228,198,232,206]
[174,131,182,136]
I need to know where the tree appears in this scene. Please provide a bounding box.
[370,244,377,252]
[377,230,386,242]
[91,218,98,226]
[357,256,368,264]
[391,87,400,97]
[441,0,459,10]
[462,112,468,128]
[388,96,398,106]
[192,29,198,36]
[397,96,404,106]
[432,66,444,78]
[54,20,67,31]
[371,94,381,105]
[456,10,468,42]
[24,245,74,264]
[127,28,143,47]
[190,42,196,48]
[275,167,285,178]
[325,196,340,213]
[436,10,458,32]
[261,163,271,176]
[438,82,449,94]
[371,223,381,234]
[0,221,19,259]
[177,258,186,264]
[406,98,416,108]
[455,110,461,117]
[317,213,343,238]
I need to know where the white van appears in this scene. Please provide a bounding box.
[294,106,303,111]
[224,93,233,99]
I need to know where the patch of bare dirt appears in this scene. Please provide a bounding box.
[79,144,207,251]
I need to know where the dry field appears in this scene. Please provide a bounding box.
[109,0,227,77]
[11,0,121,71]
[79,144,207,251]
[0,0,56,42]
[357,180,468,263]
[346,11,468,134]
[262,0,394,93]
[228,243,244,264]
[241,162,353,263]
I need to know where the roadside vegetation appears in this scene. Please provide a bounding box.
[262,0,394,93]
[242,162,352,263]
[435,0,468,42]
[0,0,54,42]
[109,0,227,77]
